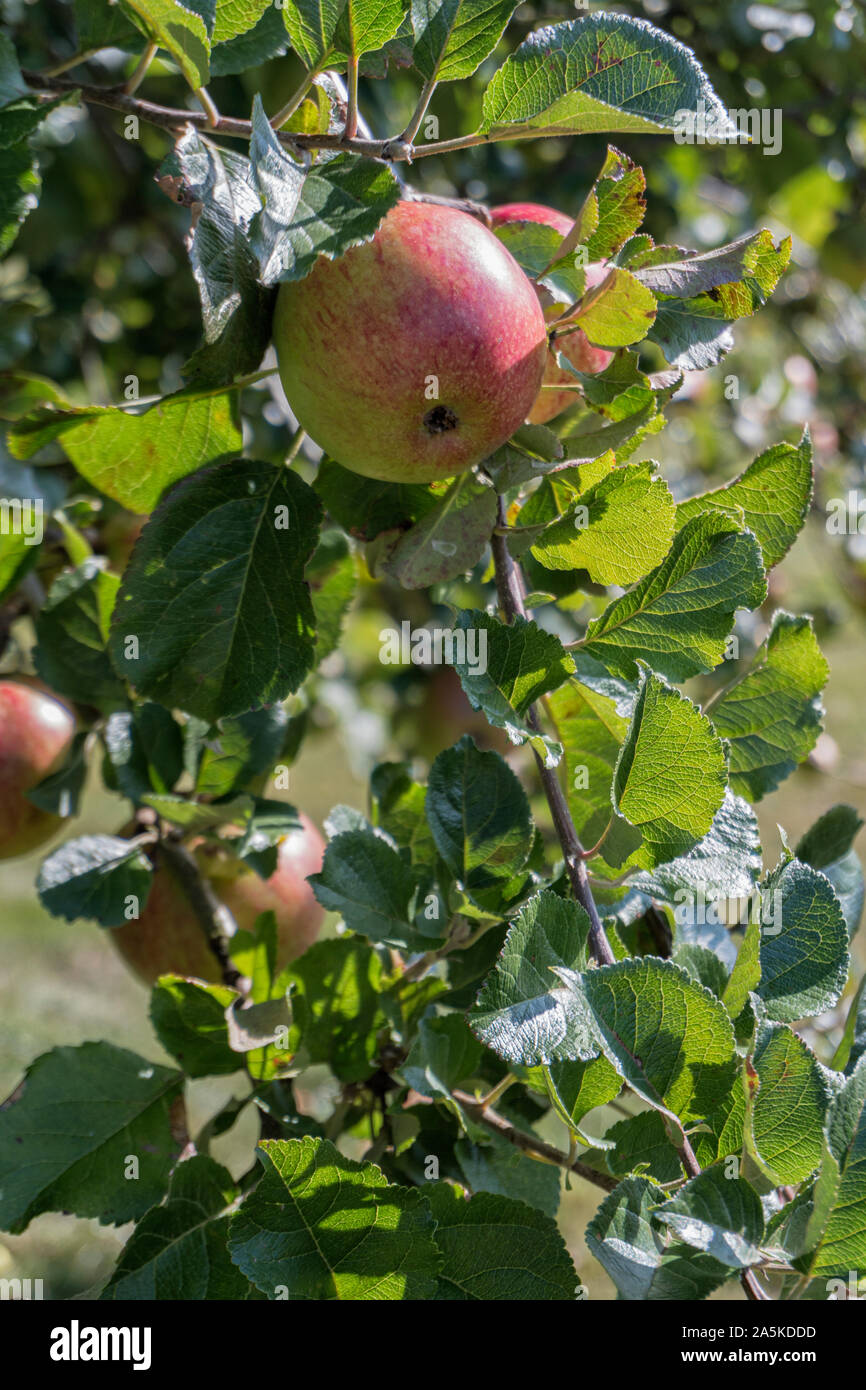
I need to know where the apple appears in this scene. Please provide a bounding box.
[0,680,76,860]
[490,202,616,424]
[273,201,548,484]
[108,814,326,986]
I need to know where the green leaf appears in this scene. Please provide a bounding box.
[283,0,408,68]
[750,1022,832,1184]
[757,858,849,1023]
[149,978,240,1078]
[307,531,357,662]
[102,1155,249,1300]
[213,0,271,42]
[26,731,89,819]
[450,610,573,767]
[0,144,41,257]
[37,834,154,928]
[480,14,737,140]
[674,431,813,570]
[371,762,438,868]
[548,661,633,852]
[249,97,401,285]
[578,146,647,262]
[455,1133,561,1218]
[586,1175,732,1300]
[832,977,866,1075]
[0,94,73,149]
[402,1014,482,1103]
[426,736,533,910]
[469,890,594,1066]
[582,511,767,682]
[74,0,140,48]
[157,128,274,389]
[195,706,288,799]
[283,936,388,1081]
[309,827,418,947]
[427,1184,577,1299]
[645,234,791,370]
[314,456,438,541]
[412,0,516,82]
[10,388,243,513]
[604,1110,682,1184]
[565,956,737,1124]
[376,472,497,589]
[109,459,322,723]
[543,1055,622,1136]
[557,265,657,349]
[34,559,125,708]
[608,668,727,871]
[0,1042,182,1233]
[210,3,289,74]
[531,460,675,586]
[711,611,828,802]
[104,705,184,802]
[796,804,864,941]
[632,790,762,905]
[120,0,211,87]
[227,1136,441,1299]
[119,0,211,85]
[795,1057,866,1279]
[652,1166,764,1269]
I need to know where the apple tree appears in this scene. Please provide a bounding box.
[0,1,864,1305]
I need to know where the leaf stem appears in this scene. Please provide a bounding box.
[345,55,360,139]
[400,75,438,146]
[41,48,101,77]
[271,63,322,130]
[490,497,615,967]
[285,425,307,464]
[195,86,221,129]
[124,42,158,96]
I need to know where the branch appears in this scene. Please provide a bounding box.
[21,68,494,162]
[158,836,246,991]
[491,498,615,968]
[452,1089,618,1192]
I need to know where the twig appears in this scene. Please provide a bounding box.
[158,836,246,991]
[20,69,496,161]
[452,1090,618,1192]
[490,497,615,968]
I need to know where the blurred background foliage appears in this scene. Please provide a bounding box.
[1,0,865,1298]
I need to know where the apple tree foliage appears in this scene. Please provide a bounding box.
[0,1,864,1303]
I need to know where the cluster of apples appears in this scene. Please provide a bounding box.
[273,199,614,483]
[0,679,325,986]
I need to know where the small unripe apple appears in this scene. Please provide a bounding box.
[0,680,76,860]
[108,814,326,986]
[273,201,548,484]
[490,202,616,424]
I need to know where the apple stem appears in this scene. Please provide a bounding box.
[285,426,307,465]
[123,42,158,96]
[400,76,438,148]
[490,495,615,968]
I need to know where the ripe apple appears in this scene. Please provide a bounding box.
[0,680,76,860]
[490,202,616,424]
[108,814,326,986]
[273,201,548,484]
